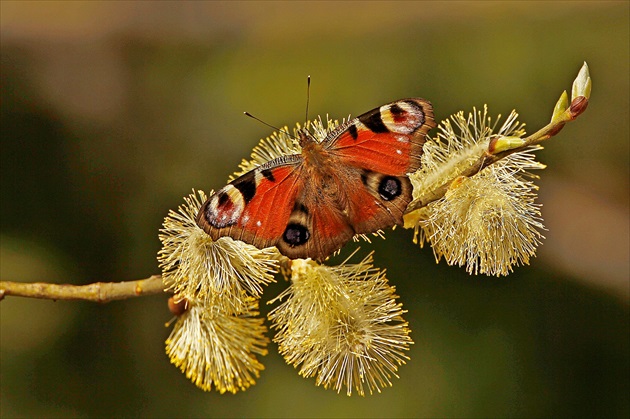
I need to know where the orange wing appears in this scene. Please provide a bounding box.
[326,98,435,231]
[197,157,354,260]
[326,98,435,175]
[197,160,301,251]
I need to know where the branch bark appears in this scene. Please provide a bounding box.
[0,275,165,303]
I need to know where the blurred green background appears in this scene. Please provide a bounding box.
[1,1,628,418]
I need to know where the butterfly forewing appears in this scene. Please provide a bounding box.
[197,162,302,250]
[327,98,435,174]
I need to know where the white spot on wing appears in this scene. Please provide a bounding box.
[254,171,263,187]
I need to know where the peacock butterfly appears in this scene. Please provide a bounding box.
[196,98,435,261]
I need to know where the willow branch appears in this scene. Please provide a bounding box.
[405,92,589,213]
[0,275,165,303]
[1,64,591,304]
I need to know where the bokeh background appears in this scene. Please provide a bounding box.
[1,1,628,418]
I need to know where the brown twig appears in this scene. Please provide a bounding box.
[0,275,165,303]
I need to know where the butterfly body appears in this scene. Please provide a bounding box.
[197,98,435,261]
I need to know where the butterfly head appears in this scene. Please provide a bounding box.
[298,128,318,149]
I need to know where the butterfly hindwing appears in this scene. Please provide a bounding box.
[343,168,413,234]
[277,191,354,260]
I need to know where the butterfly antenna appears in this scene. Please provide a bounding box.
[304,75,311,130]
[243,111,292,137]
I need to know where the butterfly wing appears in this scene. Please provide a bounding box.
[277,178,354,260]
[197,157,301,250]
[340,168,414,234]
[327,98,435,232]
[326,98,435,174]
[196,155,354,260]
